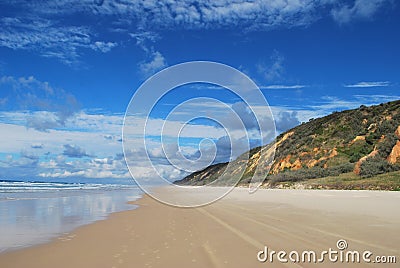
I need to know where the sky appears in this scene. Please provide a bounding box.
[0,0,399,184]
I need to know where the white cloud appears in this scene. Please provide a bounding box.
[91,41,117,53]
[261,85,307,89]
[63,144,91,158]
[38,158,132,179]
[309,96,364,111]
[344,81,390,88]
[274,111,300,132]
[0,75,80,131]
[2,89,398,181]
[66,111,123,134]
[130,32,166,75]
[331,0,390,24]
[353,94,400,104]
[33,0,326,29]
[129,31,160,53]
[0,121,132,180]
[132,0,325,29]
[257,50,285,82]
[0,122,118,156]
[26,111,61,132]
[0,1,393,65]
[0,109,236,180]
[138,51,167,77]
[0,16,116,65]
[124,115,226,139]
[302,94,400,120]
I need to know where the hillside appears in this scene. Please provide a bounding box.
[175,100,400,190]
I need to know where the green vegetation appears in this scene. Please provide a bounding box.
[359,156,400,178]
[296,171,400,191]
[175,100,400,190]
[266,163,354,186]
[338,140,373,163]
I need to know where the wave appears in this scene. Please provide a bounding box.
[0,180,136,193]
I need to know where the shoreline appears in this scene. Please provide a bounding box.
[0,186,142,253]
[0,201,139,255]
[1,188,399,267]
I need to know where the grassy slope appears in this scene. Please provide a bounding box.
[267,170,400,191]
[176,100,400,190]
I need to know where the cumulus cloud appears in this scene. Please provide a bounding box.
[63,144,91,158]
[213,135,251,162]
[21,150,39,161]
[0,154,39,178]
[0,118,135,180]
[225,102,275,138]
[230,102,258,130]
[26,112,61,132]
[38,154,132,180]
[0,117,127,180]
[274,111,300,132]
[0,111,227,180]
[2,90,399,182]
[0,75,80,131]
[138,51,167,77]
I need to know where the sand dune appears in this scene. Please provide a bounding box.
[0,188,399,268]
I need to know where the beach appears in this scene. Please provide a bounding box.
[0,188,399,268]
[0,181,141,252]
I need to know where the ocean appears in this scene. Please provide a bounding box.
[0,179,142,253]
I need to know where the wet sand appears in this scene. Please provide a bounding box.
[0,188,399,268]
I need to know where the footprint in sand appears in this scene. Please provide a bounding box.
[164,242,169,249]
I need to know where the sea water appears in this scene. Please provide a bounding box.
[0,180,142,252]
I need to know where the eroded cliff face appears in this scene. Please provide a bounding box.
[395,125,400,138]
[387,125,400,164]
[269,147,338,174]
[176,101,400,186]
[354,148,379,175]
[388,140,400,164]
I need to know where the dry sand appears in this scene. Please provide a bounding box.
[0,188,399,268]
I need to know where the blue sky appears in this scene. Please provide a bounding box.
[0,0,399,183]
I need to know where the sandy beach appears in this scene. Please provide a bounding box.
[0,188,399,268]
